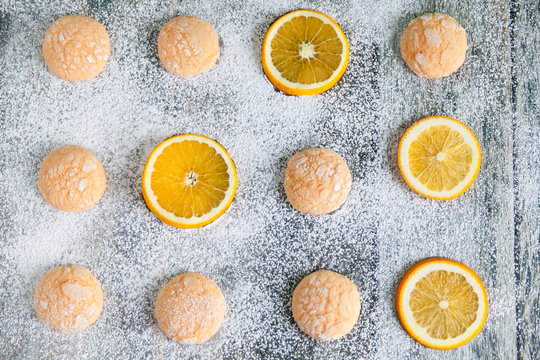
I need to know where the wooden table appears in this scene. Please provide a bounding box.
[0,1,537,358]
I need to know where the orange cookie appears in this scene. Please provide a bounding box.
[158,16,219,77]
[155,272,226,344]
[42,15,110,81]
[284,148,352,215]
[401,13,467,78]
[38,145,106,212]
[292,270,360,341]
[34,265,103,332]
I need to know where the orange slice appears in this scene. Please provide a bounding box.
[261,9,349,95]
[142,134,237,228]
[398,116,481,200]
[396,258,488,350]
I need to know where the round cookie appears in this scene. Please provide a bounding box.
[155,272,226,344]
[158,16,219,77]
[401,13,467,78]
[34,265,103,332]
[284,148,352,215]
[292,270,360,341]
[42,15,110,81]
[38,145,106,212]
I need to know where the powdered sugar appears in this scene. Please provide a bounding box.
[0,0,529,359]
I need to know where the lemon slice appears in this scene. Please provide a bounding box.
[396,258,488,350]
[261,9,349,96]
[142,134,237,228]
[398,116,481,200]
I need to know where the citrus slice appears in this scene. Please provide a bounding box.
[398,116,481,200]
[261,9,349,96]
[142,134,237,228]
[396,258,488,350]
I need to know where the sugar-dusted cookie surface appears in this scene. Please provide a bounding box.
[34,265,103,332]
[155,272,226,344]
[401,13,467,79]
[38,145,106,212]
[284,148,352,215]
[292,270,360,341]
[158,16,219,77]
[42,15,110,81]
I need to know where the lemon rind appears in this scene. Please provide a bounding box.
[397,258,488,350]
[398,116,481,200]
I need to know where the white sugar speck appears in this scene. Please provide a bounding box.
[78,179,88,191]
[0,1,525,359]
[82,160,97,172]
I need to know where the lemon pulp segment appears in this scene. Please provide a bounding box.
[396,258,488,350]
[398,116,481,200]
[408,125,473,192]
[410,270,479,339]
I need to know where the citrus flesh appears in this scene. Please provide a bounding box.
[398,116,481,200]
[262,10,349,95]
[142,134,236,228]
[396,258,488,350]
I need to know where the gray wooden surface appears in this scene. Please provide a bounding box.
[0,0,538,359]
[511,1,540,358]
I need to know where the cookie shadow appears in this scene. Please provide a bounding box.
[145,17,167,69]
[141,273,170,335]
[278,270,313,341]
[390,13,416,69]
[273,152,291,206]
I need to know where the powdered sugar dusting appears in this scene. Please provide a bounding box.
[0,0,531,359]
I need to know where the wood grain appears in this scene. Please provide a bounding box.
[377,0,517,358]
[511,1,540,359]
[0,0,537,359]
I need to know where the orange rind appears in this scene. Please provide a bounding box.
[142,134,237,228]
[262,10,349,95]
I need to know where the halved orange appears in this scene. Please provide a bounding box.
[142,134,237,228]
[396,258,488,350]
[261,9,349,95]
[398,116,481,200]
